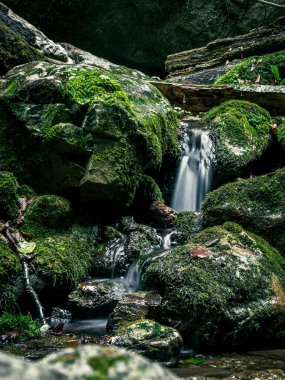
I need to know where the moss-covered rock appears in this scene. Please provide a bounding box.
[173,211,202,245]
[215,50,285,86]
[0,61,179,208]
[24,195,72,232]
[202,169,285,254]
[0,171,18,220]
[202,100,272,175]
[110,319,183,363]
[143,223,285,349]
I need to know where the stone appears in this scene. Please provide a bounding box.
[149,203,177,228]
[109,319,183,363]
[107,292,162,332]
[68,279,125,317]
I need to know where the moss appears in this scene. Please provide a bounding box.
[24,195,72,234]
[202,168,285,253]
[215,50,285,85]
[0,171,18,220]
[0,240,20,278]
[202,100,272,175]
[17,184,36,197]
[33,225,94,285]
[0,312,41,342]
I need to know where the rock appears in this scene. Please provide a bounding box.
[68,279,125,317]
[143,222,285,350]
[0,345,179,379]
[149,203,177,228]
[173,211,202,244]
[4,0,285,73]
[166,20,285,78]
[42,344,179,379]
[215,50,285,86]
[0,61,179,209]
[110,319,183,363]
[202,100,272,176]
[107,292,162,332]
[25,195,72,230]
[202,169,285,254]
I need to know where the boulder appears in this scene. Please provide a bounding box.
[109,319,183,363]
[107,292,162,332]
[278,123,285,151]
[68,279,125,317]
[149,203,177,228]
[202,100,272,176]
[0,171,18,220]
[173,211,202,245]
[202,169,285,254]
[143,222,285,349]
[0,61,179,209]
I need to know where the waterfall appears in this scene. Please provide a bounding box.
[171,128,213,212]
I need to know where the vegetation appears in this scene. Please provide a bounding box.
[0,312,41,342]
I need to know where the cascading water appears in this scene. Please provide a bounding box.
[171,127,213,212]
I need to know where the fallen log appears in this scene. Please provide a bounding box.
[151,82,285,115]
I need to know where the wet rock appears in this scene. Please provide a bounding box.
[107,292,162,332]
[143,222,285,350]
[173,211,203,244]
[68,279,125,317]
[202,169,285,254]
[110,319,183,363]
[149,203,177,228]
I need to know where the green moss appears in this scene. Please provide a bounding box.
[202,169,285,253]
[174,211,202,244]
[202,100,272,174]
[33,225,94,285]
[0,171,18,220]
[0,240,20,278]
[0,312,41,342]
[24,195,72,235]
[215,50,285,86]
[86,355,130,380]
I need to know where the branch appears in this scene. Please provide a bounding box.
[256,0,285,7]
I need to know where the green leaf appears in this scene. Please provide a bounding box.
[17,241,36,254]
[281,78,285,85]
[271,65,281,81]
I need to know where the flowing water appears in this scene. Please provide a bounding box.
[171,127,213,212]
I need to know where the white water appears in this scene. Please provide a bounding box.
[171,128,213,212]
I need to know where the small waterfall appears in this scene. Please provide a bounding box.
[171,128,213,212]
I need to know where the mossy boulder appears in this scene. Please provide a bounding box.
[202,100,272,175]
[0,171,18,221]
[0,61,179,208]
[143,223,285,349]
[202,169,285,254]
[110,319,183,363]
[215,50,285,86]
[25,195,72,231]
